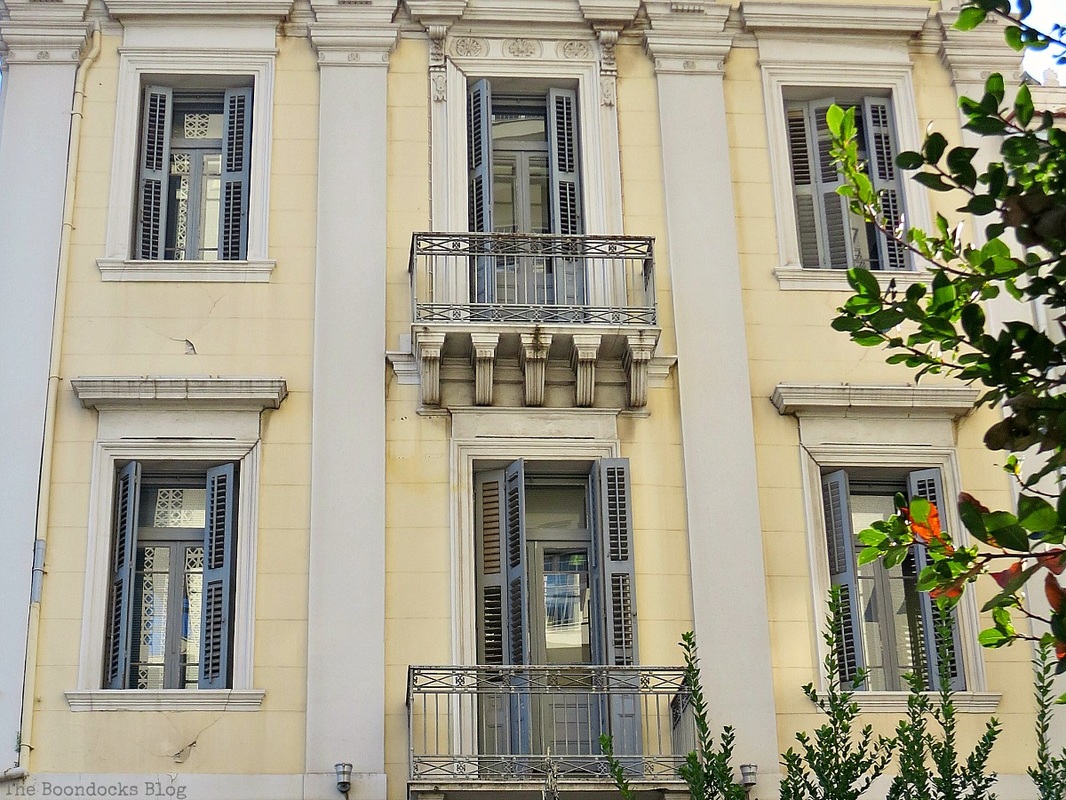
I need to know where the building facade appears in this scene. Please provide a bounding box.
[0,0,1056,798]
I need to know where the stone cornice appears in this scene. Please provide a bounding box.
[401,0,468,27]
[310,1,398,64]
[71,376,289,411]
[771,383,980,418]
[642,0,732,75]
[576,0,640,30]
[938,11,1022,88]
[0,20,91,64]
[741,1,929,35]
[1,0,90,24]
[104,0,295,19]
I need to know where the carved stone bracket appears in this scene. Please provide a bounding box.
[428,23,448,101]
[470,332,500,406]
[571,334,602,408]
[416,331,447,406]
[597,29,618,106]
[624,332,656,409]
[520,333,552,407]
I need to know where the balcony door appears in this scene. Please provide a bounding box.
[468,81,586,307]
[474,460,639,773]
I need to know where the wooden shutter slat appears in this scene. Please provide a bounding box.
[596,459,637,668]
[503,460,529,666]
[136,87,172,260]
[476,471,507,665]
[105,461,141,689]
[548,88,584,304]
[200,463,237,689]
[821,470,865,683]
[808,99,853,270]
[907,468,964,690]
[468,79,495,304]
[219,88,253,261]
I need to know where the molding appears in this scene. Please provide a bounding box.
[624,331,656,408]
[386,350,421,385]
[771,383,980,418]
[450,406,621,441]
[0,20,90,64]
[938,11,1022,89]
[648,354,677,386]
[849,691,1000,714]
[642,0,732,75]
[71,376,289,410]
[103,49,275,267]
[470,332,500,406]
[97,258,276,282]
[65,689,265,712]
[309,3,398,65]
[740,2,929,35]
[571,333,601,408]
[774,267,932,292]
[519,332,552,407]
[104,1,293,17]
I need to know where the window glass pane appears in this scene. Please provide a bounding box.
[525,485,587,530]
[167,154,192,261]
[492,158,517,234]
[131,545,170,690]
[181,545,204,690]
[199,153,222,260]
[542,550,591,664]
[529,157,550,235]
[172,109,224,142]
[491,107,546,145]
[139,486,206,528]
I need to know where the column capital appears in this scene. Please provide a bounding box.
[310,1,398,66]
[576,0,640,33]
[937,11,1022,91]
[402,0,468,29]
[0,19,91,64]
[642,0,732,76]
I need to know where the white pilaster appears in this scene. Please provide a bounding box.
[645,4,781,789]
[0,17,88,768]
[307,6,396,797]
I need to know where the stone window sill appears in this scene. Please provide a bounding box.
[774,266,931,292]
[97,258,275,283]
[65,689,265,711]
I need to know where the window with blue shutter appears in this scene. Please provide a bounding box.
[135,85,253,261]
[786,93,909,271]
[105,462,238,689]
[819,466,965,691]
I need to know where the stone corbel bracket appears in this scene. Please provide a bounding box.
[520,332,552,407]
[415,331,446,406]
[470,332,500,406]
[309,0,399,66]
[0,19,91,64]
[571,334,601,408]
[624,332,656,409]
[403,0,468,99]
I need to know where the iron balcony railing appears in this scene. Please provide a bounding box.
[409,232,657,326]
[407,665,693,783]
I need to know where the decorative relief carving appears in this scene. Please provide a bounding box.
[683,59,696,70]
[600,76,616,106]
[505,38,540,58]
[561,40,592,60]
[431,72,447,102]
[348,52,361,62]
[36,50,51,60]
[427,24,447,67]
[453,37,484,57]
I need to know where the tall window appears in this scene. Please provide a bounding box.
[821,467,963,692]
[135,86,252,261]
[467,80,584,305]
[105,462,237,690]
[786,95,907,271]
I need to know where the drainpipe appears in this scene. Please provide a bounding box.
[16,22,101,770]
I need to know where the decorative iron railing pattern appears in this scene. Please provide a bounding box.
[407,665,691,783]
[409,233,657,326]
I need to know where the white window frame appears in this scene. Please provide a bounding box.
[450,408,620,667]
[760,59,934,290]
[98,49,275,283]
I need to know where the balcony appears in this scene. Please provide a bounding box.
[405,233,661,409]
[407,665,692,797]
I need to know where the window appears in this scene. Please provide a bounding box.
[474,458,636,759]
[785,94,907,271]
[821,466,963,692]
[105,461,237,690]
[467,80,585,304]
[135,85,252,261]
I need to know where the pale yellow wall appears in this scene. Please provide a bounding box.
[724,42,1039,767]
[32,33,319,774]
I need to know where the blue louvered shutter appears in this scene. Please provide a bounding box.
[502,460,531,757]
[105,461,141,689]
[200,464,237,689]
[907,468,964,691]
[862,98,908,271]
[476,470,508,666]
[547,88,585,305]
[219,88,253,261]
[468,79,494,304]
[821,470,865,684]
[135,87,173,260]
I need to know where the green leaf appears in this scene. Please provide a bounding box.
[960,302,986,340]
[1018,494,1058,532]
[965,195,997,215]
[858,527,889,547]
[826,104,845,137]
[954,6,987,30]
[913,172,955,192]
[831,315,864,333]
[985,72,1006,102]
[857,547,884,566]
[847,268,881,299]
[883,546,910,569]
[984,510,1032,551]
[909,496,931,524]
[965,116,1008,135]
[947,146,979,173]
[978,627,1012,647]
[896,150,924,170]
[1015,83,1034,127]
[923,132,948,165]
[1004,25,1025,51]
[868,308,906,330]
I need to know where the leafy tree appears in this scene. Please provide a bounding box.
[887,614,1000,800]
[1029,641,1066,800]
[600,632,746,800]
[780,588,895,800]
[826,0,1066,667]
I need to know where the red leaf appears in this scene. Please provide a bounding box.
[1038,550,1066,575]
[959,492,990,513]
[1046,573,1066,614]
[992,561,1024,588]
